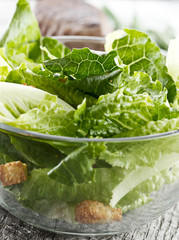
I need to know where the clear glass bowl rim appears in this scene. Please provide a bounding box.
[0,35,176,143]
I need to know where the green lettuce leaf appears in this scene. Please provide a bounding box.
[11,136,65,168]
[66,69,121,97]
[73,68,179,138]
[166,38,179,109]
[44,48,119,78]
[166,38,179,83]
[48,144,95,186]
[118,163,179,212]
[100,132,179,170]
[0,49,12,81]
[17,149,179,213]
[0,133,25,165]
[118,117,179,138]
[111,150,179,207]
[0,82,73,123]
[118,67,163,97]
[6,63,97,108]
[41,37,71,61]
[115,69,178,120]
[105,28,176,102]
[0,0,41,68]
[19,167,125,208]
[44,48,123,97]
[0,66,9,82]
[0,132,36,170]
[7,94,77,137]
[76,89,161,138]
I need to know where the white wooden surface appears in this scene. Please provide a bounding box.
[0,202,178,240]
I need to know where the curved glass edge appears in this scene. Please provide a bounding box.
[52,35,105,44]
[0,123,179,143]
[1,178,179,236]
[52,36,167,56]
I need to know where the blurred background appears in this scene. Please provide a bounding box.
[0,0,179,50]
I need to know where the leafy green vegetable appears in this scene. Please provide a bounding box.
[76,87,178,138]
[44,48,125,98]
[41,37,71,61]
[100,132,179,170]
[66,69,122,97]
[6,63,97,108]
[166,38,179,83]
[111,150,179,207]
[7,94,77,137]
[11,136,65,168]
[19,167,125,208]
[118,117,179,137]
[0,0,41,68]
[0,66,9,82]
[0,49,12,81]
[118,163,179,212]
[105,28,176,103]
[45,48,119,78]
[118,68,163,97]
[0,132,25,165]
[48,144,95,186]
[166,38,179,109]
[0,82,73,123]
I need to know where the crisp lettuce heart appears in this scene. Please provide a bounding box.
[0,82,73,123]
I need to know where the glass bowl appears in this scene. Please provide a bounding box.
[0,36,179,237]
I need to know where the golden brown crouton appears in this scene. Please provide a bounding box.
[0,161,27,186]
[75,200,122,224]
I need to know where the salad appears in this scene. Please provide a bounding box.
[0,0,179,224]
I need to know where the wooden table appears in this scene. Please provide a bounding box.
[0,202,178,240]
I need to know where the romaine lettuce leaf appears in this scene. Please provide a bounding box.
[0,132,36,170]
[17,151,179,212]
[118,68,163,98]
[76,89,163,138]
[166,38,179,109]
[105,28,176,103]
[7,94,77,137]
[0,66,9,82]
[11,136,65,168]
[44,48,123,97]
[111,151,179,207]
[6,63,97,108]
[0,0,41,68]
[19,167,125,208]
[166,38,179,83]
[44,48,119,78]
[115,69,178,120]
[0,133,25,165]
[118,163,179,212]
[118,117,179,137]
[41,37,71,61]
[0,82,73,122]
[66,69,122,97]
[72,68,179,138]
[100,133,179,170]
[48,144,95,186]
[0,49,12,81]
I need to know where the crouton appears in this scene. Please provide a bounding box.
[75,200,122,224]
[0,161,27,186]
